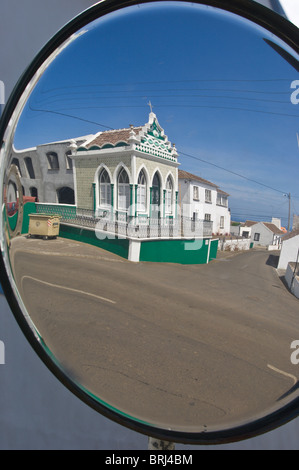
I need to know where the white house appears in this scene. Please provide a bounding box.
[277,229,299,270]
[178,170,231,235]
[249,221,284,248]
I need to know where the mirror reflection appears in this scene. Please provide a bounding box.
[1,2,299,433]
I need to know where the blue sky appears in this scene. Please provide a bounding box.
[14,1,299,227]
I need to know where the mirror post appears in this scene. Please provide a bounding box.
[148,437,175,450]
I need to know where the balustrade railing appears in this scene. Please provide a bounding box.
[36,203,212,239]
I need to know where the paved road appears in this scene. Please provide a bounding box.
[9,236,299,432]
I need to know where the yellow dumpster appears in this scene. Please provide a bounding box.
[28,213,61,239]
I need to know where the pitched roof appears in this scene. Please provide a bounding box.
[243,220,258,227]
[217,188,230,196]
[282,228,299,241]
[178,169,218,188]
[263,222,285,235]
[85,127,143,148]
[243,220,284,234]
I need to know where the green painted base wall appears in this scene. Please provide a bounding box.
[209,239,219,261]
[140,238,218,264]
[60,224,218,265]
[5,202,37,235]
[15,202,218,265]
[60,223,129,260]
[7,212,18,231]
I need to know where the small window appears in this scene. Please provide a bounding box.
[217,194,228,206]
[57,187,75,205]
[118,168,130,211]
[193,186,199,201]
[254,232,260,241]
[24,157,35,179]
[47,152,59,170]
[165,176,173,214]
[99,169,111,207]
[30,187,38,200]
[220,216,224,229]
[65,151,73,170]
[204,213,211,222]
[205,189,212,203]
[137,170,147,212]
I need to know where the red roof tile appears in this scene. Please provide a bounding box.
[86,127,142,148]
[178,169,218,188]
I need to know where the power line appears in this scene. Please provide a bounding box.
[178,150,287,195]
[41,77,295,94]
[34,93,292,107]
[29,102,299,120]
[27,105,295,198]
[28,104,114,130]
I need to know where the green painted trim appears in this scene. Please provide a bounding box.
[92,183,96,214]
[59,223,129,260]
[209,239,219,261]
[149,187,152,218]
[7,211,18,231]
[35,203,76,220]
[110,183,114,221]
[129,184,133,217]
[134,184,138,218]
[140,238,212,264]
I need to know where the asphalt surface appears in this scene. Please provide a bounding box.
[8,236,299,432]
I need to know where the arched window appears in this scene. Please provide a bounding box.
[165,176,173,214]
[30,187,38,201]
[99,168,111,207]
[137,169,147,212]
[118,168,130,211]
[57,187,75,204]
[65,151,73,170]
[24,157,35,179]
[47,152,59,170]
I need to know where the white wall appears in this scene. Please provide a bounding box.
[285,263,299,299]
[1,0,299,451]
[278,235,299,270]
[179,178,231,235]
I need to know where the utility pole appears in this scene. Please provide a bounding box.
[287,192,291,233]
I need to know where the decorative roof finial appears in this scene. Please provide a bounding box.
[68,139,77,153]
[128,124,138,145]
[148,101,153,113]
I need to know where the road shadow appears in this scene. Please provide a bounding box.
[277,381,299,402]
[266,253,279,268]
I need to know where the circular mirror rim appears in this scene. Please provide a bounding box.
[0,0,298,445]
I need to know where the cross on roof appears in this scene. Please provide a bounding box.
[148,101,153,113]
